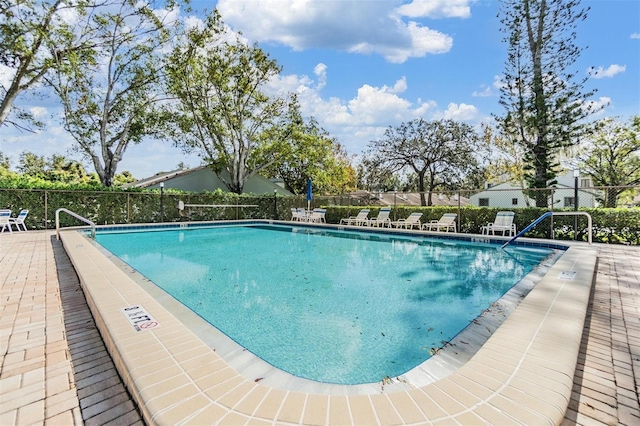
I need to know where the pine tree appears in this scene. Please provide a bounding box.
[497,0,600,206]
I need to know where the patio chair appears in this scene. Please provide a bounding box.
[481,211,516,236]
[390,212,423,229]
[366,207,392,228]
[423,213,457,232]
[309,208,326,223]
[9,209,28,232]
[340,209,370,226]
[290,207,307,221]
[1,209,12,233]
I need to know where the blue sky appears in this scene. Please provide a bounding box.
[1,0,638,179]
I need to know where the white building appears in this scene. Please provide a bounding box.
[469,171,600,208]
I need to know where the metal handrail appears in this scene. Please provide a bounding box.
[501,211,592,249]
[56,208,96,240]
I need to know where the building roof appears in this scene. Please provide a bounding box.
[123,166,293,196]
[123,167,200,189]
[347,190,470,206]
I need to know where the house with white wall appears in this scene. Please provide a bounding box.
[469,171,600,208]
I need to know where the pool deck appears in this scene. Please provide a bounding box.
[0,229,638,425]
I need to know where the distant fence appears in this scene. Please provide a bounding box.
[1,185,638,245]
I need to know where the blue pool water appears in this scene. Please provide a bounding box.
[95,224,554,384]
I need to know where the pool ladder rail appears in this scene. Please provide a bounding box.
[55,208,96,240]
[500,211,592,249]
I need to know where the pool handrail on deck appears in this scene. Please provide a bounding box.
[501,211,593,249]
[55,208,96,239]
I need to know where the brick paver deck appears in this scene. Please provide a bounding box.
[563,244,640,426]
[1,231,142,425]
[1,230,638,425]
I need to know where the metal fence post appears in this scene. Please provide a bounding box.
[457,191,461,232]
[44,190,48,230]
[550,188,555,239]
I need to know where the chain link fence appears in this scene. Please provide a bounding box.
[1,185,638,244]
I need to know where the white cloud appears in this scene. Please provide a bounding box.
[0,64,15,89]
[630,33,640,39]
[472,84,492,97]
[492,75,505,91]
[216,0,454,63]
[347,83,413,125]
[441,103,479,121]
[29,106,48,118]
[266,64,483,154]
[152,4,181,24]
[314,63,327,90]
[396,0,474,19]
[53,5,81,26]
[582,96,611,116]
[587,64,626,79]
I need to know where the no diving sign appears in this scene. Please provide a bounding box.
[121,305,160,332]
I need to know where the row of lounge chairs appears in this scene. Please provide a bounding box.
[340,209,442,230]
[338,209,517,235]
[289,207,518,236]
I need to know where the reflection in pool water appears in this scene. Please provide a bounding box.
[95,224,555,384]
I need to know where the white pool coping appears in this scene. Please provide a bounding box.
[60,221,597,425]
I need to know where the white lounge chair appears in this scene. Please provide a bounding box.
[291,207,308,221]
[367,207,392,227]
[9,209,28,232]
[423,213,457,232]
[1,209,12,233]
[340,209,370,226]
[481,211,516,236]
[309,208,326,223]
[390,212,423,229]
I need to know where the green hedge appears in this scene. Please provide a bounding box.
[1,188,638,245]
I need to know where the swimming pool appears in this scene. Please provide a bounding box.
[93,223,556,385]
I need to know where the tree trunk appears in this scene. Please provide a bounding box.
[417,172,427,206]
[533,139,548,207]
[605,188,619,208]
[0,83,20,126]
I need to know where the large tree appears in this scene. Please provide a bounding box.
[578,116,640,207]
[364,118,480,206]
[47,0,176,186]
[165,13,291,194]
[0,0,95,129]
[254,104,356,195]
[497,0,598,206]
